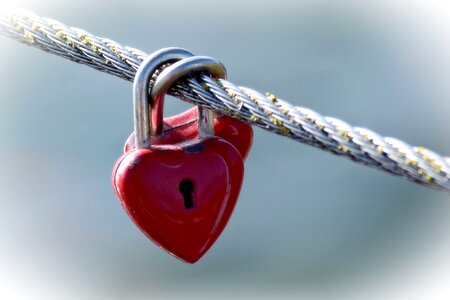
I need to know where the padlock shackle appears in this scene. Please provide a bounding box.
[152,56,227,139]
[134,49,227,150]
[133,48,194,149]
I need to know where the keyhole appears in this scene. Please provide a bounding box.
[179,179,195,209]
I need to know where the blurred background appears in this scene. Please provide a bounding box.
[0,0,450,299]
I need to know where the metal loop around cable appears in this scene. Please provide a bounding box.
[133,47,194,149]
[151,55,227,140]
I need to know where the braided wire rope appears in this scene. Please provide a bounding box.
[1,9,449,191]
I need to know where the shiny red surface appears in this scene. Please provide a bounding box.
[112,138,244,263]
[123,107,253,159]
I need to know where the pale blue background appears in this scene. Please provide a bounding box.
[0,0,450,299]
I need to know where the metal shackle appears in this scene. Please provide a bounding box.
[133,47,194,149]
[152,56,227,141]
[133,48,227,150]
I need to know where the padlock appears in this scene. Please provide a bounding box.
[112,48,245,263]
[123,107,253,160]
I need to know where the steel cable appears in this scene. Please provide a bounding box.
[1,9,449,191]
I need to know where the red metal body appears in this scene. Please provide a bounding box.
[112,138,244,263]
[124,107,253,160]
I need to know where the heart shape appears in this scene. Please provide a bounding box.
[112,138,244,263]
[124,107,253,160]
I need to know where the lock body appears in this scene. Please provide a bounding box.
[113,138,244,263]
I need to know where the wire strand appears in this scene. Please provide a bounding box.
[1,9,449,191]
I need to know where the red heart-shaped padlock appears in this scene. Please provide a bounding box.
[113,138,243,263]
[112,48,248,263]
[123,107,253,160]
